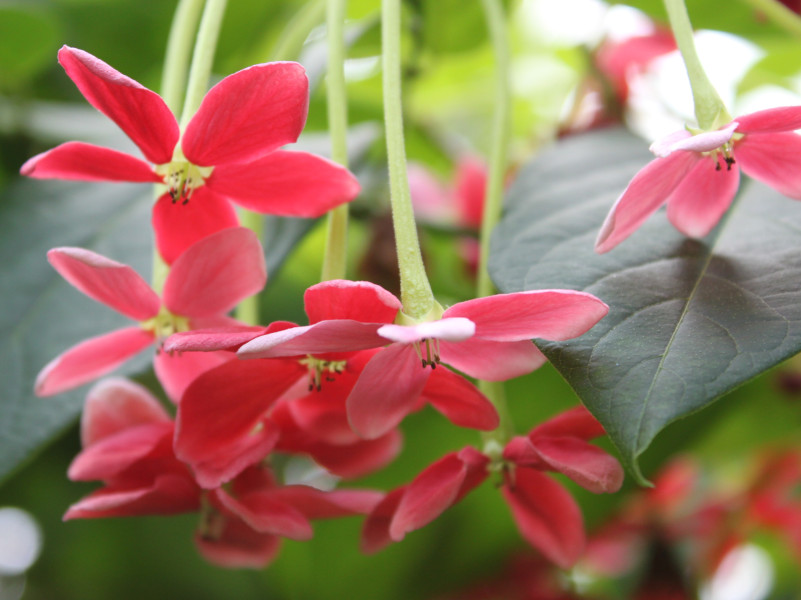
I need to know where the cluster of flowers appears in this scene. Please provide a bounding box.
[26,47,622,569]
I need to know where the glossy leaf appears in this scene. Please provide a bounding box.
[489,128,801,483]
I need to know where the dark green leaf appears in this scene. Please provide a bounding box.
[489,128,801,483]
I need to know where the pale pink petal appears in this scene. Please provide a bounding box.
[439,338,547,380]
[182,62,308,166]
[649,123,738,157]
[194,520,282,569]
[153,349,234,404]
[408,163,454,224]
[20,142,161,182]
[346,344,432,439]
[665,154,739,237]
[648,129,692,157]
[47,247,159,321]
[361,487,406,554]
[421,367,499,431]
[214,489,313,540]
[81,377,169,447]
[734,105,801,134]
[502,468,585,569]
[528,406,606,440]
[454,156,488,229]
[163,326,269,353]
[152,188,240,265]
[377,318,475,344]
[163,227,266,318]
[443,290,608,341]
[595,151,700,253]
[735,132,801,199]
[35,327,155,397]
[58,46,178,164]
[238,321,389,359]
[207,150,360,217]
[304,280,401,324]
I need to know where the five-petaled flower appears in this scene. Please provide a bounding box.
[595,106,801,253]
[21,46,361,263]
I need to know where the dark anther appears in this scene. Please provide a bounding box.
[715,161,721,171]
[182,197,189,206]
[725,156,736,171]
[308,383,314,392]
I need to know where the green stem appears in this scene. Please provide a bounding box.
[271,0,326,61]
[479,380,513,453]
[663,0,731,130]
[321,0,351,282]
[179,0,228,129]
[234,210,264,325]
[739,0,801,37]
[382,0,435,319]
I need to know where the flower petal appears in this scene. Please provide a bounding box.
[238,321,389,359]
[377,318,475,344]
[207,151,360,217]
[528,406,606,441]
[163,227,266,318]
[153,349,234,404]
[734,105,801,134]
[35,327,155,397]
[214,489,313,540]
[304,280,401,325]
[665,154,739,238]
[421,367,499,431]
[502,468,585,569]
[650,123,738,158]
[152,188,240,265]
[439,338,547,381]
[346,344,431,439]
[80,377,169,447]
[58,46,178,164]
[163,325,269,353]
[735,131,801,199]
[20,142,162,182]
[443,290,608,342]
[361,487,406,554]
[454,156,487,229]
[301,431,404,480]
[595,151,699,253]
[47,247,160,321]
[182,62,308,166]
[194,519,282,569]
[267,487,383,519]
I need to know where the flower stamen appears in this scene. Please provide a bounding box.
[298,356,347,391]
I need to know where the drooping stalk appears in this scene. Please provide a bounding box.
[321,0,351,282]
[663,0,731,130]
[739,0,801,37]
[382,0,436,319]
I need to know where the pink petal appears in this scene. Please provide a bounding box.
[528,406,606,441]
[304,431,404,480]
[194,520,282,569]
[454,156,488,229]
[58,46,178,164]
[421,367,499,431]
[649,123,738,158]
[182,62,308,166]
[35,327,155,397]
[163,325,269,353]
[346,344,431,439]
[289,380,360,445]
[665,154,739,237]
[304,280,401,325]
[207,150,360,217]
[735,132,801,199]
[175,359,305,488]
[377,318,475,344]
[267,487,383,519]
[152,189,240,265]
[361,487,406,554]
[238,321,389,359]
[47,247,159,321]
[389,447,489,541]
[444,290,608,342]
[163,227,266,318]
[408,163,454,224]
[439,338,547,381]
[502,468,585,569]
[214,489,313,540]
[80,377,169,447]
[153,349,234,404]
[734,105,801,134]
[595,151,699,253]
[20,142,162,182]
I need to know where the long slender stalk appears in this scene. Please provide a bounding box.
[382,0,435,319]
[271,0,326,62]
[739,0,801,37]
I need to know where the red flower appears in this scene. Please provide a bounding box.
[21,46,360,263]
[36,227,265,398]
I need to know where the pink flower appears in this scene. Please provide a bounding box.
[36,227,265,397]
[361,407,624,569]
[596,106,801,253]
[21,46,360,263]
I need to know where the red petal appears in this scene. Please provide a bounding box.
[182,62,308,166]
[735,132,801,199]
[528,406,606,440]
[81,377,169,447]
[47,247,159,321]
[214,489,313,540]
[195,520,282,569]
[443,290,608,341]
[35,327,155,397]
[361,487,406,554]
[422,367,499,431]
[153,349,234,404]
[207,151,360,217]
[595,151,699,253]
[163,227,266,318]
[20,142,161,182]
[58,46,178,164]
[666,155,739,238]
[152,189,240,265]
[267,487,383,519]
[304,431,404,480]
[289,376,360,445]
[734,105,801,134]
[502,468,585,569]
[346,344,431,439]
[439,338,547,381]
[304,280,401,324]
[454,156,487,229]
